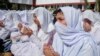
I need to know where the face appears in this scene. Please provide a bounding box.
[34,16,41,27]
[83,19,92,32]
[0,20,4,27]
[18,23,23,30]
[55,12,67,26]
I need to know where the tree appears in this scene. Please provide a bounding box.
[0,0,12,10]
[96,0,100,12]
[84,0,90,9]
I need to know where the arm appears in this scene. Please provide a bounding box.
[43,44,59,56]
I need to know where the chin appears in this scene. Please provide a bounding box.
[86,30,91,32]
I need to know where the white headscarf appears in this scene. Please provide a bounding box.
[1,11,20,32]
[82,10,96,24]
[2,12,14,30]
[90,12,100,43]
[55,7,96,45]
[31,7,54,33]
[0,10,6,20]
[0,11,15,40]
[12,12,22,29]
[55,7,84,45]
[18,10,29,25]
[54,6,97,56]
[27,11,34,25]
[94,12,100,24]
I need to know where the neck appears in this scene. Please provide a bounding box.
[38,25,41,31]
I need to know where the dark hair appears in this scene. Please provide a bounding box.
[84,18,92,25]
[53,17,57,24]
[53,9,62,15]
[90,4,95,10]
[53,9,62,24]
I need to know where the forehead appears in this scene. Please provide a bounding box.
[57,11,63,14]
[84,18,92,24]
[56,12,63,16]
[33,13,36,17]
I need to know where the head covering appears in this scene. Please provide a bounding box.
[2,11,18,31]
[12,12,22,29]
[27,11,38,34]
[55,6,97,45]
[31,7,54,33]
[55,6,84,46]
[0,10,6,20]
[54,7,97,56]
[82,10,96,24]
[90,12,100,43]
[3,11,13,26]
[27,10,35,25]
[94,12,100,23]
[18,10,29,25]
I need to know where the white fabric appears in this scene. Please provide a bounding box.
[47,23,55,32]
[10,25,41,56]
[82,10,96,24]
[0,12,14,40]
[27,11,34,25]
[91,12,100,56]
[30,28,51,56]
[11,41,41,56]
[0,28,10,40]
[92,12,100,44]
[52,6,98,56]
[11,11,41,56]
[12,13,22,28]
[11,24,42,56]
[2,12,17,31]
[29,12,54,56]
[31,7,53,33]
[11,24,40,56]
[0,10,6,20]
[91,22,100,44]
[29,7,54,56]
[18,10,29,25]
[10,32,20,43]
